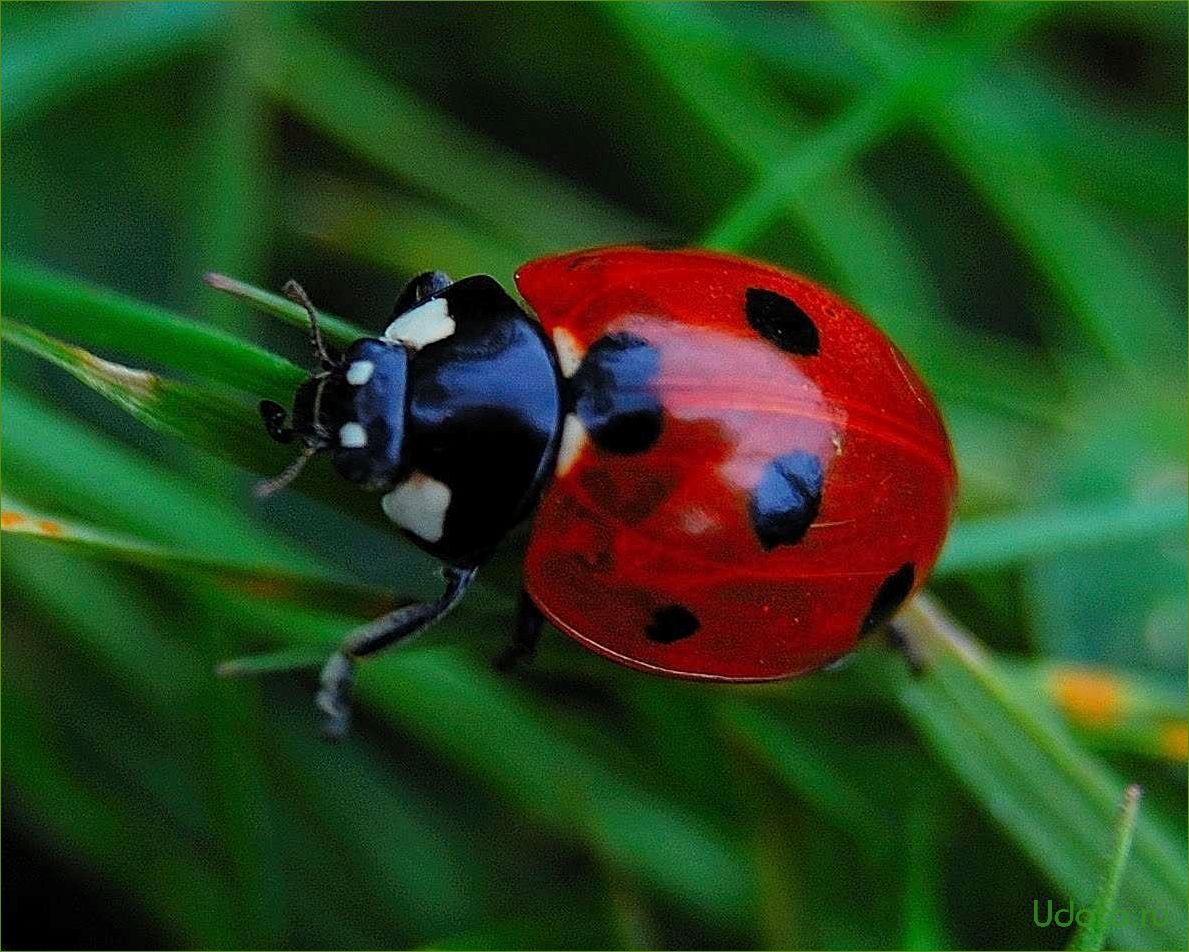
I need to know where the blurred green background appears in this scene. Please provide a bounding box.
[2,2,1186,950]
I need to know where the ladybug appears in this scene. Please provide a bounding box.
[258,247,956,737]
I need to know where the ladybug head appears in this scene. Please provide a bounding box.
[255,282,410,498]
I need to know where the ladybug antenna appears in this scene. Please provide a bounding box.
[283,279,336,369]
[255,444,319,499]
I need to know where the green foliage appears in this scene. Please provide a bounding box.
[2,3,1185,950]
[1068,785,1143,952]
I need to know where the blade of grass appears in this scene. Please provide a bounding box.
[288,174,529,285]
[698,2,1052,250]
[3,325,397,536]
[0,497,393,617]
[721,702,890,853]
[936,494,1189,576]
[3,535,205,713]
[4,259,303,400]
[1067,784,1143,951]
[202,271,365,346]
[189,7,270,336]
[819,4,1183,381]
[250,13,649,251]
[894,594,1187,949]
[901,784,950,951]
[2,2,227,125]
[3,319,278,466]
[1,386,315,565]
[1002,660,1188,764]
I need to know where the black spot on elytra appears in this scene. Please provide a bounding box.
[859,563,915,637]
[745,287,819,356]
[749,451,823,548]
[570,333,663,454]
[645,605,700,643]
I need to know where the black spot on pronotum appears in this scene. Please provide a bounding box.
[645,605,700,643]
[859,563,916,637]
[571,333,664,454]
[749,451,824,549]
[745,287,820,356]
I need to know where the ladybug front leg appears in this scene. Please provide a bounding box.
[317,564,476,739]
[493,589,545,672]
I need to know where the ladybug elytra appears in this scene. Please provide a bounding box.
[257,247,957,736]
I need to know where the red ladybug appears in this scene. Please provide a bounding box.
[258,247,957,736]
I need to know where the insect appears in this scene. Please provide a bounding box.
[257,247,956,737]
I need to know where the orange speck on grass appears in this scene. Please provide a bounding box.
[1158,722,1188,762]
[1,511,27,528]
[35,519,64,537]
[1050,668,1122,728]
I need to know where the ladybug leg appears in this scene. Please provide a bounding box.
[886,621,924,676]
[391,270,453,319]
[317,564,476,739]
[493,589,544,672]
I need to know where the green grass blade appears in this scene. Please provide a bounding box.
[820,4,1184,381]
[1067,784,1143,951]
[901,785,949,951]
[3,323,405,535]
[251,14,648,251]
[0,497,392,617]
[288,175,530,285]
[203,271,366,346]
[2,2,226,125]
[895,595,1187,950]
[937,495,1189,575]
[3,318,276,464]
[699,3,1051,251]
[722,701,890,852]
[1,386,312,565]
[4,259,302,400]
[1001,660,1187,764]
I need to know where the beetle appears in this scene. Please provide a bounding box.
[256,247,957,737]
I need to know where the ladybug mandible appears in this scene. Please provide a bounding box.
[257,247,957,737]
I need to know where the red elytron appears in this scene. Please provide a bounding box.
[516,247,957,680]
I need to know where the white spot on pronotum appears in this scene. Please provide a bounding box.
[552,327,584,378]
[381,472,452,543]
[339,422,368,448]
[555,413,588,476]
[384,297,455,350]
[346,360,375,386]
